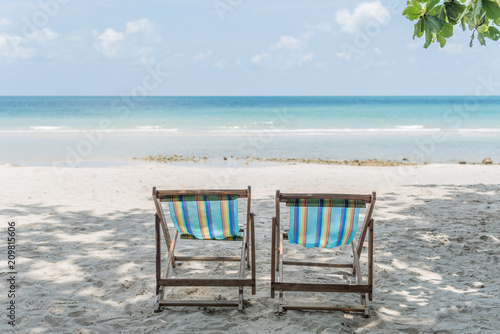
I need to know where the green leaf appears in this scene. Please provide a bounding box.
[418,19,425,37]
[436,33,447,47]
[424,29,433,48]
[478,31,487,45]
[489,25,500,33]
[440,21,454,37]
[482,0,500,19]
[477,24,489,32]
[425,0,441,13]
[428,4,442,15]
[413,19,422,38]
[458,2,472,22]
[403,6,423,20]
[473,0,483,20]
[438,6,446,20]
[403,0,500,48]
[486,26,500,40]
[408,0,422,10]
[467,11,476,29]
[455,3,467,13]
[445,2,460,20]
[425,15,445,33]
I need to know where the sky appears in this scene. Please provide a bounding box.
[0,0,499,96]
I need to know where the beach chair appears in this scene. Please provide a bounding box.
[271,190,376,317]
[152,186,256,313]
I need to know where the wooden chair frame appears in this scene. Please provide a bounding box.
[271,190,376,317]
[153,186,256,313]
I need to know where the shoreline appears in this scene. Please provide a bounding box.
[135,155,499,166]
[1,131,500,166]
[3,157,497,168]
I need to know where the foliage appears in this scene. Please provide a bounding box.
[403,0,500,48]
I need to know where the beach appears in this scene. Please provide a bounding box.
[1,162,499,333]
[3,0,500,332]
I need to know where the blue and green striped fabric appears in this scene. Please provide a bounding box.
[288,199,360,249]
[163,195,239,240]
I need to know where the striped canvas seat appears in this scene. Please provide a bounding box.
[287,199,362,248]
[271,191,376,316]
[163,195,239,240]
[153,187,255,313]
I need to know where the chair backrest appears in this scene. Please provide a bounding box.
[154,188,250,240]
[277,192,375,249]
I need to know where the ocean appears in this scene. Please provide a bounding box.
[1,96,499,166]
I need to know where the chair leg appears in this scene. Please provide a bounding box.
[363,306,370,318]
[278,228,284,313]
[351,241,357,276]
[238,227,248,312]
[155,215,164,312]
[155,216,161,295]
[251,214,256,295]
[157,212,176,268]
[360,293,367,308]
[275,221,280,272]
[246,224,250,269]
[153,289,163,313]
[368,219,374,302]
[238,287,244,311]
[271,218,276,298]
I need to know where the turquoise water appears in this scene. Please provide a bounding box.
[1,96,499,165]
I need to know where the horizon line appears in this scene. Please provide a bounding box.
[1,95,500,98]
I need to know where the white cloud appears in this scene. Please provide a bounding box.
[335,1,391,34]
[251,34,314,70]
[29,28,59,41]
[374,47,382,55]
[251,52,271,64]
[96,19,161,64]
[126,19,157,37]
[336,49,365,61]
[193,50,213,62]
[214,59,226,69]
[97,28,124,58]
[441,43,463,55]
[0,27,58,60]
[0,33,32,60]
[271,36,303,51]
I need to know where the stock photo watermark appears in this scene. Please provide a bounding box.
[338,0,405,61]
[5,221,17,327]
[211,107,293,188]
[411,74,499,163]
[384,74,500,188]
[213,0,244,21]
[14,0,71,40]
[51,62,168,179]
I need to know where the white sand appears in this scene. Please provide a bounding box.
[1,163,499,333]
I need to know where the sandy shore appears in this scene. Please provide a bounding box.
[1,163,499,333]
